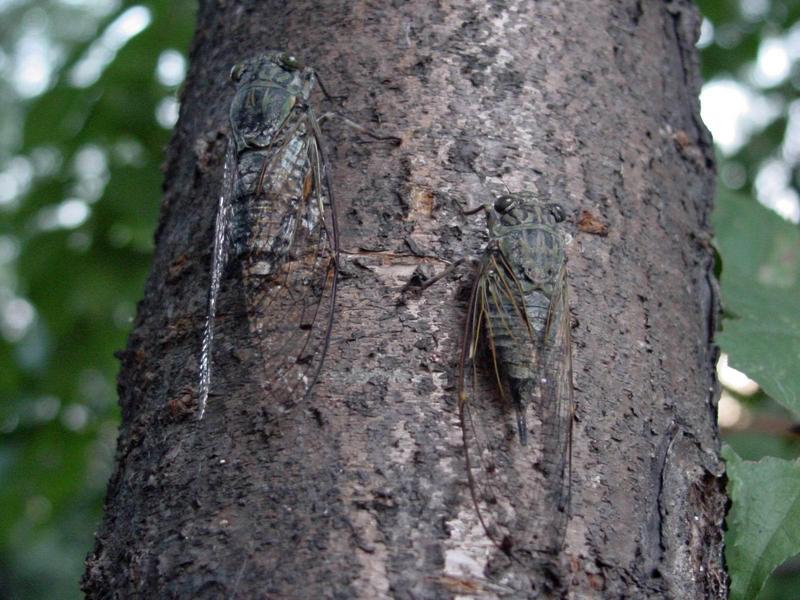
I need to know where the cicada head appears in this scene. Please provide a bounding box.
[496,192,568,228]
[229,51,315,100]
[492,192,568,291]
[229,51,317,150]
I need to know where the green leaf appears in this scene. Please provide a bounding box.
[724,446,800,600]
[0,1,195,597]
[713,191,800,414]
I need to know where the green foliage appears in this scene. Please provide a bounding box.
[714,189,800,599]
[695,0,800,596]
[0,1,194,598]
[724,446,800,600]
[714,191,800,413]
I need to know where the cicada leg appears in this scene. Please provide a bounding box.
[316,111,401,145]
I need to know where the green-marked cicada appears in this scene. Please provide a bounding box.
[198,51,397,419]
[420,191,574,560]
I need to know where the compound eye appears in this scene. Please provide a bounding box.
[495,195,516,213]
[230,62,246,82]
[548,203,566,222]
[279,53,303,70]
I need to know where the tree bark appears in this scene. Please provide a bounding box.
[83,0,726,598]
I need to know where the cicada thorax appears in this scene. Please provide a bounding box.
[230,121,320,278]
[229,64,312,150]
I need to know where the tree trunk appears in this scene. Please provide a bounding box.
[83,0,726,597]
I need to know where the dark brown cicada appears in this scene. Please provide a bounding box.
[198,51,397,419]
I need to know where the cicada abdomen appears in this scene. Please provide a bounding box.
[458,192,573,568]
[198,51,338,419]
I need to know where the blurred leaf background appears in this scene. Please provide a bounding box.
[0,1,193,598]
[0,1,797,598]
[696,1,800,598]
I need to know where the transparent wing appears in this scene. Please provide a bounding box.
[230,111,337,414]
[457,250,537,553]
[537,261,573,552]
[198,139,238,419]
[458,252,500,544]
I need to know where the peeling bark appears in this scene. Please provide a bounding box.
[84,1,726,598]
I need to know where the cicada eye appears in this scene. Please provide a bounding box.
[279,53,303,70]
[495,195,516,213]
[548,203,566,223]
[230,62,246,82]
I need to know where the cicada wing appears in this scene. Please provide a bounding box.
[458,254,506,544]
[458,252,539,552]
[198,139,238,419]
[236,111,337,413]
[537,261,573,550]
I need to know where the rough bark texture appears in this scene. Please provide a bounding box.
[83,1,726,598]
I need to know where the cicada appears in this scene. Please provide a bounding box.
[198,51,396,419]
[421,192,574,559]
